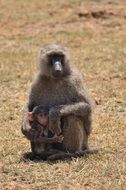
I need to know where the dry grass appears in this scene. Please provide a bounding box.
[0,0,126,189]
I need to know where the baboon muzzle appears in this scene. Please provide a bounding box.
[54,61,62,72]
[52,56,62,76]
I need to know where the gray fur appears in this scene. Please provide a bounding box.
[22,44,96,160]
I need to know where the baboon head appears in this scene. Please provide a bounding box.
[39,44,72,79]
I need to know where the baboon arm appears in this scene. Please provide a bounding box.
[58,102,91,117]
[49,102,91,119]
[49,102,91,134]
[28,135,63,143]
[59,102,92,135]
[30,137,53,143]
[21,102,35,140]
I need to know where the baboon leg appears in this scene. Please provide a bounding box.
[61,116,90,154]
[31,146,64,160]
[47,148,98,161]
[84,114,92,137]
[38,149,65,160]
[30,141,45,155]
[49,103,91,135]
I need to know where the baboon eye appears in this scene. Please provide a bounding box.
[44,113,48,117]
[60,55,64,65]
[39,113,44,117]
[48,55,53,66]
[48,54,64,66]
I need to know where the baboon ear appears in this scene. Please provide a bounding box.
[28,112,34,121]
[40,48,45,55]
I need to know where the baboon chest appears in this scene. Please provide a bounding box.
[36,80,76,107]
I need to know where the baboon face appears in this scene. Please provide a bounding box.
[39,44,71,79]
[48,53,64,78]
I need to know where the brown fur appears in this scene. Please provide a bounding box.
[22,44,96,160]
[62,116,86,152]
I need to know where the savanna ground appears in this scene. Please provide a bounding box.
[0,0,126,189]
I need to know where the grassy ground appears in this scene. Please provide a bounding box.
[0,0,126,189]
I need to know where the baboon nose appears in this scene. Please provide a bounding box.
[54,61,62,72]
[53,61,62,77]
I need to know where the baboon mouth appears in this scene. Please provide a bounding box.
[53,72,63,78]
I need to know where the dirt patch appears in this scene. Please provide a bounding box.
[78,10,124,19]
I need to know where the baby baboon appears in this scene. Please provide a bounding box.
[28,105,64,157]
[22,44,96,160]
[28,105,49,137]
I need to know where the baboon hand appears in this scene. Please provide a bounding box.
[21,121,32,139]
[23,123,31,131]
[51,134,64,143]
[49,107,61,135]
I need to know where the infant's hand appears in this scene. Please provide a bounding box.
[52,134,64,143]
[22,121,32,138]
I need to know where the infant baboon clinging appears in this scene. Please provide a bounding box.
[22,44,97,161]
[28,105,64,158]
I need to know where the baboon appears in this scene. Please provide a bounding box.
[22,44,97,160]
[28,105,64,157]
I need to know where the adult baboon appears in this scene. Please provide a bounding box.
[22,44,96,160]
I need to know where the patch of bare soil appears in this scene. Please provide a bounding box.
[78,10,115,19]
[77,8,126,20]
